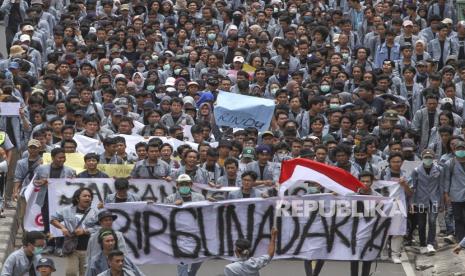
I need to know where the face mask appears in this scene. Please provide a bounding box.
[103,64,111,71]
[137,67,145,72]
[178,186,191,195]
[174,68,181,75]
[33,246,43,255]
[303,16,314,23]
[147,85,155,91]
[270,88,279,95]
[181,74,190,80]
[329,103,340,109]
[320,85,331,93]
[151,54,158,61]
[155,92,165,98]
[273,7,279,13]
[289,8,297,14]
[423,158,433,167]
[456,150,465,158]
[207,33,216,41]
[342,53,350,60]
[307,186,320,194]
[163,64,171,71]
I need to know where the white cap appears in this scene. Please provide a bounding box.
[233,56,245,63]
[165,77,176,87]
[402,20,413,27]
[20,34,31,42]
[442,18,453,24]
[176,174,192,183]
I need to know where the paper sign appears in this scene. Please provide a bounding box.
[214,91,275,132]
[0,102,20,116]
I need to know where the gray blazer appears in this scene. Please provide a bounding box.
[50,205,100,235]
[245,161,280,184]
[410,164,443,206]
[0,0,28,29]
[411,108,439,151]
[0,248,41,276]
[428,38,457,66]
[444,158,465,202]
[160,112,195,128]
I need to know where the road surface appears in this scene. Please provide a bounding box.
[50,257,408,276]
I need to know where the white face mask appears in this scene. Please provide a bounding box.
[271,88,279,95]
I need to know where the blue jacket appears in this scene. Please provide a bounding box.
[375,42,401,68]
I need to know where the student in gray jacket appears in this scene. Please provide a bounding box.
[86,210,128,266]
[164,174,205,276]
[444,141,465,243]
[1,231,45,276]
[104,178,142,204]
[228,171,262,199]
[410,149,443,254]
[224,227,277,276]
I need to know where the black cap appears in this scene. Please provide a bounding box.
[36,258,56,271]
[98,210,118,222]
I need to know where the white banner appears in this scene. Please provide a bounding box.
[106,194,404,265]
[73,134,104,155]
[46,178,176,237]
[24,178,44,232]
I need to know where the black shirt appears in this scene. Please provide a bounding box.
[75,208,90,251]
[49,166,63,178]
[428,112,436,130]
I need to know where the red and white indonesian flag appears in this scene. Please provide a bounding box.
[278,158,367,197]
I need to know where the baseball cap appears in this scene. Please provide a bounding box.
[455,141,465,149]
[98,210,118,221]
[442,18,453,24]
[20,34,31,43]
[233,56,245,63]
[28,139,41,148]
[187,81,199,87]
[143,101,156,110]
[421,149,435,158]
[242,147,255,159]
[402,20,413,27]
[113,97,129,108]
[261,131,274,138]
[176,174,192,183]
[278,61,289,69]
[111,108,124,116]
[8,61,20,70]
[183,96,195,107]
[103,103,115,111]
[383,110,399,121]
[36,258,56,271]
[165,77,176,87]
[256,144,272,154]
[401,139,415,151]
[22,25,34,31]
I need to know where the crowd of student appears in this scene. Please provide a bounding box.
[1,0,465,275]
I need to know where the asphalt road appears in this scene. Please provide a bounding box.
[49,257,407,276]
